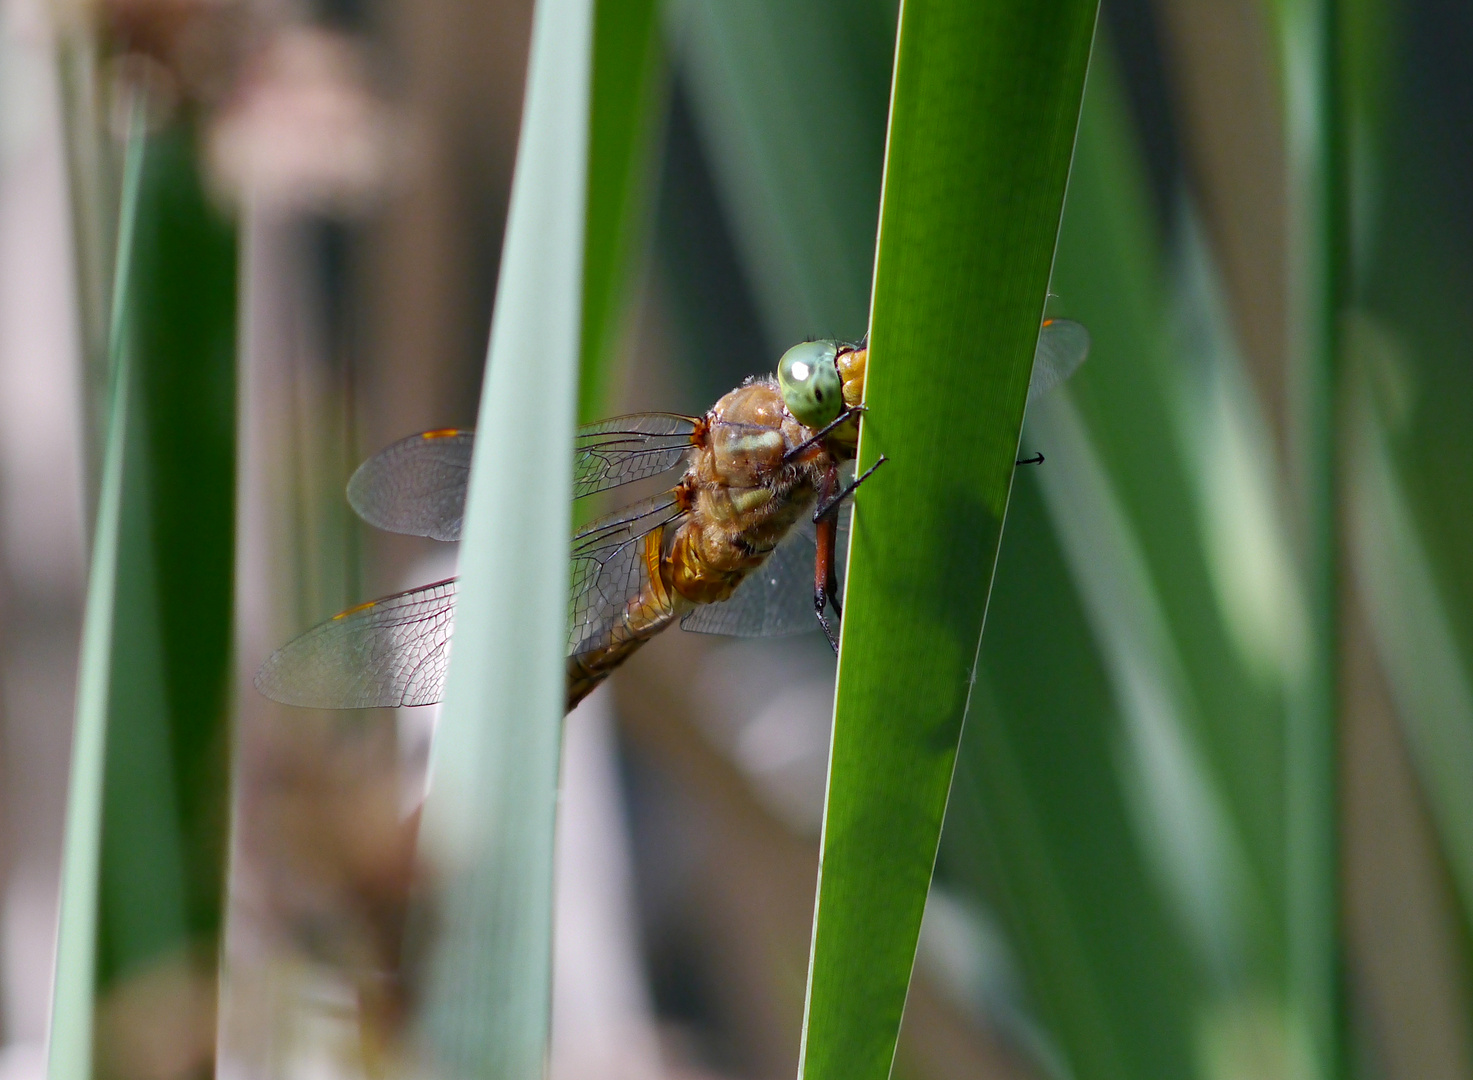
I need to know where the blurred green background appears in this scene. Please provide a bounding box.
[0,0,1471,1077]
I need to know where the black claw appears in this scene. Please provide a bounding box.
[819,613,840,653]
[808,579,841,652]
[1015,452,1045,466]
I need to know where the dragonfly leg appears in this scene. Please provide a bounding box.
[814,455,888,522]
[783,405,867,463]
[813,487,842,651]
[1016,451,1045,466]
[816,607,840,654]
[828,560,842,620]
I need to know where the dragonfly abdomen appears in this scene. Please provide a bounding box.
[565,525,686,711]
[564,480,809,710]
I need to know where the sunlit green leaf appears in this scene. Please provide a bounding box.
[799,3,1098,1077]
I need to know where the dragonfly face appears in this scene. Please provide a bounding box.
[255,320,1090,714]
[778,340,844,428]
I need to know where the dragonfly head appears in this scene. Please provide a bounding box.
[777,340,843,429]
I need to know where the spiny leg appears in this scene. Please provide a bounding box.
[816,606,839,654]
[784,405,866,463]
[825,544,842,621]
[814,496,841,653]
[814,455,888,523]
[811,454,888,647]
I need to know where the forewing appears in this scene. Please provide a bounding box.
[569,490,685,655]
[346,414,696,542]
[575,413,697,498]
[1028,318,1091,404]
[254,579,458,708]
[680,504,851,638]
[348,430,473,542]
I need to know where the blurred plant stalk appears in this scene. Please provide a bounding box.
[1277,0,1348,1075]
[50,77,239,1079]
[52,1,122,530]
[409,0,590,1074]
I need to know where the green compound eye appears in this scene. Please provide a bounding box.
[777,340,843,429]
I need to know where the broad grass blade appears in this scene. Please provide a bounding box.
[798,2,1098,1077]
[411,0,592,1074]
[50,118,237,1080]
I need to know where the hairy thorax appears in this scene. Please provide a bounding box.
[666,379,829,605]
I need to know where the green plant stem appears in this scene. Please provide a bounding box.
[50,106,238,1080]
[47,112,144,1080]
[1280,0,1347,1075]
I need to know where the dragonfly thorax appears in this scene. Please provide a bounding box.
[668,379,832,607]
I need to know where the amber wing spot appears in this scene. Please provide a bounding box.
[333,599,378,620]
[420,428,462,440]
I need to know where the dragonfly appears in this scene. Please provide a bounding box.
[255,319,1089,714]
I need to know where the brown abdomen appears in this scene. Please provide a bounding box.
[565,528,684,711]
[567,633,657,711]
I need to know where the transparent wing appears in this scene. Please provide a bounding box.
[347,430,473,542]
[1028,318,1091,405]
[256,490,686,710]
[574,413,698,498]
[254,579,458,709]
[680,504,851,638]
[346,414,697,542]
[569,490,686,655]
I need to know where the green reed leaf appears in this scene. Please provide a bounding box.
[411,0,592,1074]
[799,3,1098,1077]
[50,116,237,1079]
